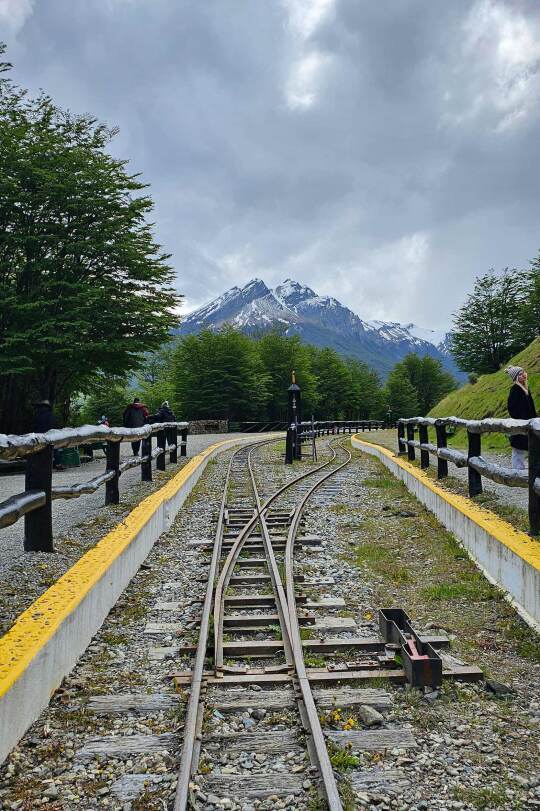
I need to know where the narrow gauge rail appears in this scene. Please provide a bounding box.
[175,438,353,810]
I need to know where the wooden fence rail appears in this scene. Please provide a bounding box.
[397,416,540,536]
[0,421,189,552]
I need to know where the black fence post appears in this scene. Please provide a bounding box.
[528,427,540,536]
[419,423,429,469]
[24,445,54,552]
[435,421,448,478]
[105,440,120,505]
[467,430,482,497]
[170,426,178,464]
[285,426,294,464]
[157,429,166,471]
[181,428,188,457]
[141,434,152,481]
[407,424,415,461]
[397,422,406,455]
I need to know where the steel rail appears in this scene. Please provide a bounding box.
[284,440,353,810]
[213,439,340,673]
[173,442,253,811]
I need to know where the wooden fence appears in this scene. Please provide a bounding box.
[0,422,189,552]
[397,416,540,536]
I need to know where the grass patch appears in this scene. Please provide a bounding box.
[327,740,360,771]
[503,617,540,663]
[421,576,497,602]
[362,474,400,489]
[453,785,508,809]
[354,543,411,584]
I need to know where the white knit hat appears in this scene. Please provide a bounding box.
[505,365,523,382]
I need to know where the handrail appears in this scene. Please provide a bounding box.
[397,416,540,535]
[0,421,189,552]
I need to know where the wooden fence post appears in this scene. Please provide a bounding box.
[467,430,482,497]
[181,428,188,457]
[435,421,448,479]
[24,445,53,552]
[419,424,429,469]
[157,429,166,471]
[528,428,540,536]
[141,434,152,481]
[170,426,178,464]
[397,422,406,454]
[407,424,415,461]
[105,440,120,504]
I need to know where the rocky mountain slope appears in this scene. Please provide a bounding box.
[177,278,458,378]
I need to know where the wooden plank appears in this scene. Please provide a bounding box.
[172,665,481,687]
[144,622,182,634]
[313,617,357,632]
[223,613,315,628]
[327,729,416,751]
[153,601,181,611]
[305,598,346,608]
[110,774,164,801]
[76,734,178,761]
[86,694,178,714]
[204,730,303,755]
[350,768,410,794]
[206,686,391,713]
[200,774,304,799]
[148,645,180,660]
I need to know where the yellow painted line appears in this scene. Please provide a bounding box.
[0,437,247,699]
[352,435,540,573]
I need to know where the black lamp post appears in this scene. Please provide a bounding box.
[286,371,302,462]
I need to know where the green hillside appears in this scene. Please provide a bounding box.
[428,338,540,450]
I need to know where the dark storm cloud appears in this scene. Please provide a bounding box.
[3,0,540,329]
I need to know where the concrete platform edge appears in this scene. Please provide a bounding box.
[0,433,267,764]
[352,435,540,634]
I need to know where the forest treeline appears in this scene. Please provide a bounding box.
[78,329,456,426]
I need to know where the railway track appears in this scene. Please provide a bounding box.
[2,435,487,810]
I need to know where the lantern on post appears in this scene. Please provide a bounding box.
[287,370,302,461]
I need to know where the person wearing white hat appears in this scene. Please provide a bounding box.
[506,366,536,469]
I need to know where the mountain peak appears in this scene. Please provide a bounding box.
[178,277,460,379]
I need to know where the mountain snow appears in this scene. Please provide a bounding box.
[178,278,459,378]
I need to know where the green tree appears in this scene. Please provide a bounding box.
[450,270,527,374]
[344,358,384,419]
[518,254,540,347]
[383,369,419,419]
[310,347,352,419]
[77,379,132,427]
[255,331,318,420]
[172,328,269,420]
[0,46,180,432]
[392,353,455,414]
[135,345,179,416]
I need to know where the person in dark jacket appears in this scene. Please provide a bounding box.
[122,397,149,456]
[34,400,64,470]
[152,401,176,446]
[506,366,537,469]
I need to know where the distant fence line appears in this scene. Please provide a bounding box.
[231,419,388,434]
[0,422,189,552]
[397,416,540,536]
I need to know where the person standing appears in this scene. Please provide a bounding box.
[152,401,176,446]
[506,366,537,470]
[122,397,149,455]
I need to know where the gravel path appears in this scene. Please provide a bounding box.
[0,434,252,634]
[364,429,529,513]
[1,440,539,810]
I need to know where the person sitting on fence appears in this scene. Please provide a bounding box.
[506,366,537,470]
[122,397,149,456]
[34,399,65,471]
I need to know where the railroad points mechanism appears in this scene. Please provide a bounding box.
[1,431,539,810]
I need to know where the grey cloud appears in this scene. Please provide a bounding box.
[5,0,540,325]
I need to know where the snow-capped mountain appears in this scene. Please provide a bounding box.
[177,278,459,378]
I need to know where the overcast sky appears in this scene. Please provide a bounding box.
[3,0,540,330]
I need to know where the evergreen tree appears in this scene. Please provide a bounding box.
[172,328,269,420]
[254,332,318,419]
[450,270,527,374]
[392,354,455,414]
[383,368,419,419]
[344,359,384,419]
[518,254,540,347]
[0,46,179,432]
[310,347,352,419]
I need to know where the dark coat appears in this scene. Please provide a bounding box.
[34,403,55,433]
[155,405,176,423]
[507,384,536,450]
[123,402,149,428]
